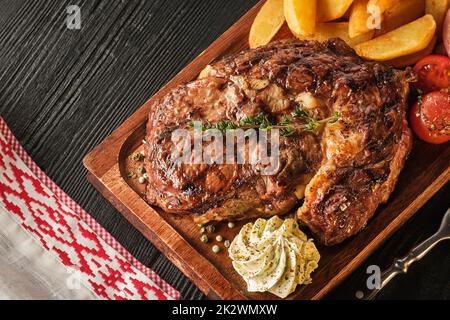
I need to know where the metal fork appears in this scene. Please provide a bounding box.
[358,208,450,300]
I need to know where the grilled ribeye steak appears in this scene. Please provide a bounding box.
[145,38,412,246]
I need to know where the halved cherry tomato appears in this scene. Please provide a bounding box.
[409,91,450,144]
[413,55,450,93]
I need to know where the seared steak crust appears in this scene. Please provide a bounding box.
[145,39,412,245]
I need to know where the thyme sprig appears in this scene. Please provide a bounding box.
[187,110,341,137]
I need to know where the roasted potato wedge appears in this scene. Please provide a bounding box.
[385,36,437,67]
[367,0,399,17]
[355,14,436,61]
[426,0,450,36]
[349,0,373,38]
[249,0,285,48]
[343,6,352,19]
[317,0,354,22]
[284,0,317,36]
[295,22,375,48]
[377,0,425,36]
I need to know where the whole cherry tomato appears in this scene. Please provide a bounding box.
[413,55,450,93]
[409,91,450,144]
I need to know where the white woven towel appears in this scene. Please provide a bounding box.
[0,117,180,300]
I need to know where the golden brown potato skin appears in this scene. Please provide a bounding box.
[354,14,436,61]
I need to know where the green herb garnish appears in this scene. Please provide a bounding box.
[280,127,295,137]
[132,152,144,161]
[186,110,341,137]
[292,106,310,119]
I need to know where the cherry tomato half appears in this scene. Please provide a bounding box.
[409,91,450,144]
[413,55,450,93]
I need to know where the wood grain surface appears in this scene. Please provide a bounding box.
[83,0,450,299]
[1,0,449,299]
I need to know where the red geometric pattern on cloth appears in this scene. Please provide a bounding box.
[0,117,180,300]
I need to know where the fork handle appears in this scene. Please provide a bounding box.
[362,230,447,300]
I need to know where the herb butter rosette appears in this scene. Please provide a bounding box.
[228,216,320,298]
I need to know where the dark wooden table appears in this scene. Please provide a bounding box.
[0,0,448,300]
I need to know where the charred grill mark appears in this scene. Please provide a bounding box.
[380,99,399,113]
[145,38,411,245]
[156,127,179,144]
[285,64,317,92]
[375,67,396,86]
[366,169,389,186]
[345,76,368,91]
[182,183,198,195]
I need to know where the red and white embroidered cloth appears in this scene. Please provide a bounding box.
[0,117,180,300]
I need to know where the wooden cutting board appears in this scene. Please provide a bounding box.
[83,0,450,300]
